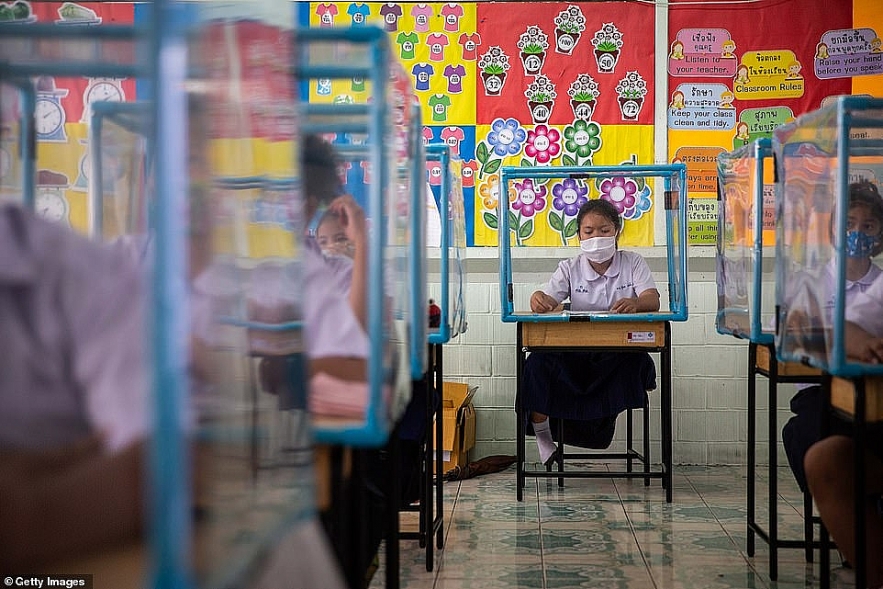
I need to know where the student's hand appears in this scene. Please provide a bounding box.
[610,297,638,314]
[857,338,883,364]
[530,291,558,313]
[329,195,367,245]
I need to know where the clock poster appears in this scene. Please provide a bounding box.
[0,2,135,230]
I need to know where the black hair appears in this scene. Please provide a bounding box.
[848,181,883,256]
[576,198,622,234]
[301,134,343,205]
[849,181,883,225]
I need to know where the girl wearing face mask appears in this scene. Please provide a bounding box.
[524,199,661,465]
[783,181,883,494]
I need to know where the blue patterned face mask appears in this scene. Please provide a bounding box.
[846,230,879,258]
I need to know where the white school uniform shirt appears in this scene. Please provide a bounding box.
[846,270,883,338]
[821,259,882,318]
[0,205,149,453]
[303,239,369,359]
[542,250,657,312]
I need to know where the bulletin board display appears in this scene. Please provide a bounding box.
[0,2,136,231]
[667,0,883,245]
[303,2,657,247]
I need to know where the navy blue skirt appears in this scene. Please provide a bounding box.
[521,351,657,422]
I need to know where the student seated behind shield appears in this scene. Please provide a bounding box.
[804,276,883,589]
[0,204,150,569]
[525,199,660,464]
[266,134,372,419]
[783,181,883,492]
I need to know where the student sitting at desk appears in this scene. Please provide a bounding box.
[0,204,150,569]
[526,199,660,464]
[805,275,883,589]
[784,181,883,492]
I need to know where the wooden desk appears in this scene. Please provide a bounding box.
[515,320,673,502]
[747,341,823,580]
[822,375,883,589]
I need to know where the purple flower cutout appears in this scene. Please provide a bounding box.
[599,176,638,214]
[551,178,589,217]
[623,185,653,220]
[511,179,547,218]
[487,118,527,157]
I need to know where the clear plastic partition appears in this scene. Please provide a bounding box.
[406,99,428,377]
[0,7,157,578]
[774,96,883,376]
[188,7,319,589]
[90,101,152,239]
[0,82,27,205]
[449,157,468,337]
[498,164,688,323]
[427,143,468,343]
[296,25,412,446]
[716,139,776,342]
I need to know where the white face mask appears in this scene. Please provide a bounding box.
[579,235,617,263]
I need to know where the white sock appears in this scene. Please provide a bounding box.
[533,418,557,464]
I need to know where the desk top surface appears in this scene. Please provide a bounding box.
[519,320,668,348]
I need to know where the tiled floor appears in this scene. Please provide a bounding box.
[373,463,856,589]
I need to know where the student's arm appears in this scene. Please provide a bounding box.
[0,440,145,569]
[609,253,660,313]
[310,357,367,381]
[530,290,560,313]
[329,195,368,330]
[845,320,883,363]
[609,288,661,314]
[531,260,569,313]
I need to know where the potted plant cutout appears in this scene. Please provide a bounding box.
[615,71,647,121]
[591,22,624,73]
[517,25,549,76]
[524,75,556,125]
[478,46,511,97]
[553,5,586,55]
[567,73,600,120]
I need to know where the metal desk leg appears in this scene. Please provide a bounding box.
[747,342,757,558]
[854,378,867,589]
[803,490,814,563]
[627,406,634,474]
[820,522,831,589]
[644,396,651,487]
[386,433,401,589]
[663,322,673,502]
[820,374,831,589]
[768,345,779,581]
[516,323,525,502]
[435,344,445,550]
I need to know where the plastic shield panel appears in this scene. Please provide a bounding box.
[498,164,688,324]
[774,96,883,376]
[716,139,776,342]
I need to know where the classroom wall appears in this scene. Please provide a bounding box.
[430,251,796,467]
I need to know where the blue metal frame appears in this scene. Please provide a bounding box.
[498,164,689,324]
[426,143,452,344]
[296,25,404,447]
[0,8,194,588]
[715,138,775,344]
[408,103,429,377]
[774,96,883,376]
